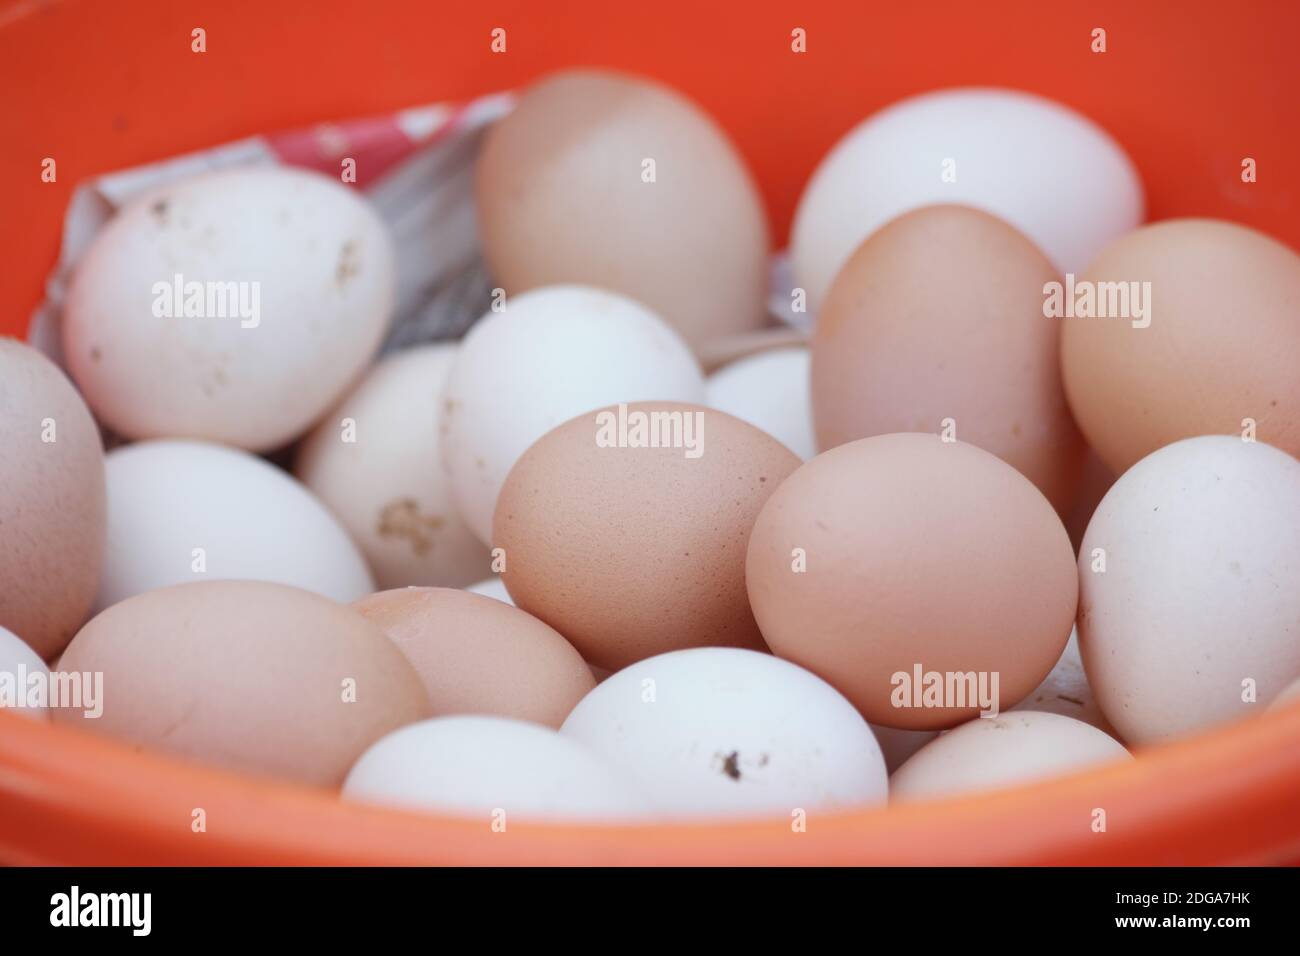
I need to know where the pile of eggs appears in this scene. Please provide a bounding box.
[3,68,1300,826]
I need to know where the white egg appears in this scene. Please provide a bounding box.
[705,347,815,459]
[342,715,652,821]
[63,166,395,451]
[791,88,1143,311]
[560,647,888,818]
[295,344,490,590]
[1079,436,1300,744]
[440,285,705,543]
[97,440,373,610]
[465,577,513,605]
[0,626,50,721]
[890,711,1130,803]
[1010,627,1116,737]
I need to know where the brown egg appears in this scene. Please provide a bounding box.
[494,402,800,670]
[1061,219,1300,475]
[0,339,106,660]
[352,587,595,728]
[475,69,770,349]
[812,205,1085,512]
[746,433,1077,730]
[54,581,429,786]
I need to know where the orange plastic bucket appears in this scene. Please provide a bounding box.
[2,0,1298,865]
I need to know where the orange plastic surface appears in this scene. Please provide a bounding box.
[1,0,1297,864]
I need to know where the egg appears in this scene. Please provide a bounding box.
[746,434,1077,729]
[495,402,800,670]
[812,205,1086,510]
[0,339,106,660]
[441,286,705,544]
[97,440,373,610]
[890,711,1130,803]
[1010,628,1115,736]
[465,577,513,605]
[1078,436,1300,744]
[54,581,429,786]
[560,648,888,818]
[344,715,652,821]
[62,166,394,451]
[295,344,489,589]
[352,587,594,729]
[0,625,50,721]
[1061,219,1300,475]
[706,347,815,460]
[476,69,769,349]
[791,87,1143,311]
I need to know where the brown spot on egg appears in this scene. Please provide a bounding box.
[336,240,360,287]
[376,498,445,556]
[718,750,742,780]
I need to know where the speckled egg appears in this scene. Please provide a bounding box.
[495,402,800,670]
[0,339,106,660]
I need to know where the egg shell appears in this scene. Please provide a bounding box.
[791,87,1143,311]
[746,433,1078,729]
[62,166,394,451]
[54,581,429,786]
[1078,436,1300,744]
[97,440,374,611]
[706,347,815,460]
[476,69,770,348]
[440,285,705,544]
[0,339,106,659]
[344,715,652,821]
[560,648,888,818]
[295,344,490,589]
[812,205,1086,511]
[0,625,51,721]
[890,711,1130,803]
[1061,219,1300,475]
[352,587,594,729]
[495,402,800,670]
